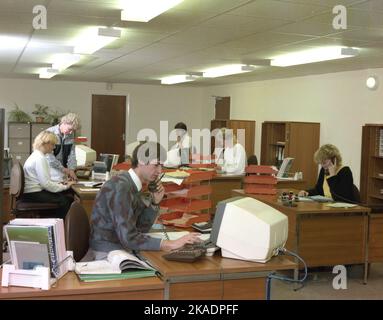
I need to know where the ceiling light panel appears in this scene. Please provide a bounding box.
[271,46,359,67]
[73,27,122,55]
[121,0,184,22]
[203,64,256,78]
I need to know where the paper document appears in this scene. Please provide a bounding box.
[148,231,210,241]
[79,188,101,192]
[326,202,357,208]
[308,195,334,203]
[297,196,314,202]
[76,181,104,188]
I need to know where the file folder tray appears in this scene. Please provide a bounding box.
[1,251,74,290]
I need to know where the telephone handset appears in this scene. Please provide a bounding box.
[324,157,336,176]
[148,173,165,192]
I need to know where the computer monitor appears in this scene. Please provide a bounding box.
[277,157,294,178]
[210,196,288,263]
[75,145,97,166]
[99,153,119,172]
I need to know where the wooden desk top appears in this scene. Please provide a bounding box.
[143,251,220,278]
[71,184,99,200]
[211,255,297,274]
[143,251,297,278]
[232,189,371,215]
[0,271,163,299]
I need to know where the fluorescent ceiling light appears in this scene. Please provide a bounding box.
[39,68,59,79]
[0,36,27,49]
[203,64,256,78]
[161,74,198,85]
[52,54,81,71]
[270,46,359,67]
[121,0,184,22]
[73,27,121,54]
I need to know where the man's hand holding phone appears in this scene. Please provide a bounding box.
[149,173,165,205]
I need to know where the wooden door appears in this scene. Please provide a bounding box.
[285,122,320,187]
[214,97,230,120]
[91,95,126,162]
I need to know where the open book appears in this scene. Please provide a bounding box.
[74,250,156,282]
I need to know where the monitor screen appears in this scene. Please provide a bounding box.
[99,153,119,172]
[75,145,97,166]
[210,196,288,263]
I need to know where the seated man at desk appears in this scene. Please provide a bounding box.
[89,141,201,260]
[22,131,76,219]
[298,144,356,202]
[214,128,247,175]
[164,122,192,167]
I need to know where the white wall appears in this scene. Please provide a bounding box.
[0,79,208,153]
[203,68,383,187]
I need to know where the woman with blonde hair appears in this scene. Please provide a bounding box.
[22,131,76,219]
[298,144,355,202]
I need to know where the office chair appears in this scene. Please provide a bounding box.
[247,155,258,165]
[65,201,90,262]
[9,162,59,218]
[352,184,361,203]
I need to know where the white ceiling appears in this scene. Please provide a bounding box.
[1,0,382,86]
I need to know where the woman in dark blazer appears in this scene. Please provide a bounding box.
[298,144,356,203]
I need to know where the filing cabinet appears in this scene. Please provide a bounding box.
[8,122,51,165]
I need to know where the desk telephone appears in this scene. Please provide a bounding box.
[75,168,91,179]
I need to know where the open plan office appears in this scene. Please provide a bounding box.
[1,0,383,301]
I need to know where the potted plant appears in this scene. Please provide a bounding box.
[32,104,49,123]
[7,104,32,123]
[46,108,66,125]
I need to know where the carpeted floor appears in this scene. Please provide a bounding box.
[271,263,383,300]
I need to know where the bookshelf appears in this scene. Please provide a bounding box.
[360,124,383,206]
[160,170,215,227]
[260,121,320,187]
[210,119,255,157]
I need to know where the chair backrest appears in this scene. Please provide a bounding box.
[9,162,24,199]
[352,184,361,203]
[247,155,258,165]
[65,202,90,262]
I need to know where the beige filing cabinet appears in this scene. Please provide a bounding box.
[8,122,51,165]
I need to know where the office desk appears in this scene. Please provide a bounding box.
[210,174,307,210]
[0,272,164,300]
[71,184,99,217]
[232,189,370,283]
[143,251,297,300]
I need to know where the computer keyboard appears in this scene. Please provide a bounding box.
[163,248,206,262]
[184,240,217,250]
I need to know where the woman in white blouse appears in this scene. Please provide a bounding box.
[215,128,247,175]
[22,131,76,219]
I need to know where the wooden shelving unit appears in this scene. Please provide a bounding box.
[260,121,320,187]
[360,124,383,206]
